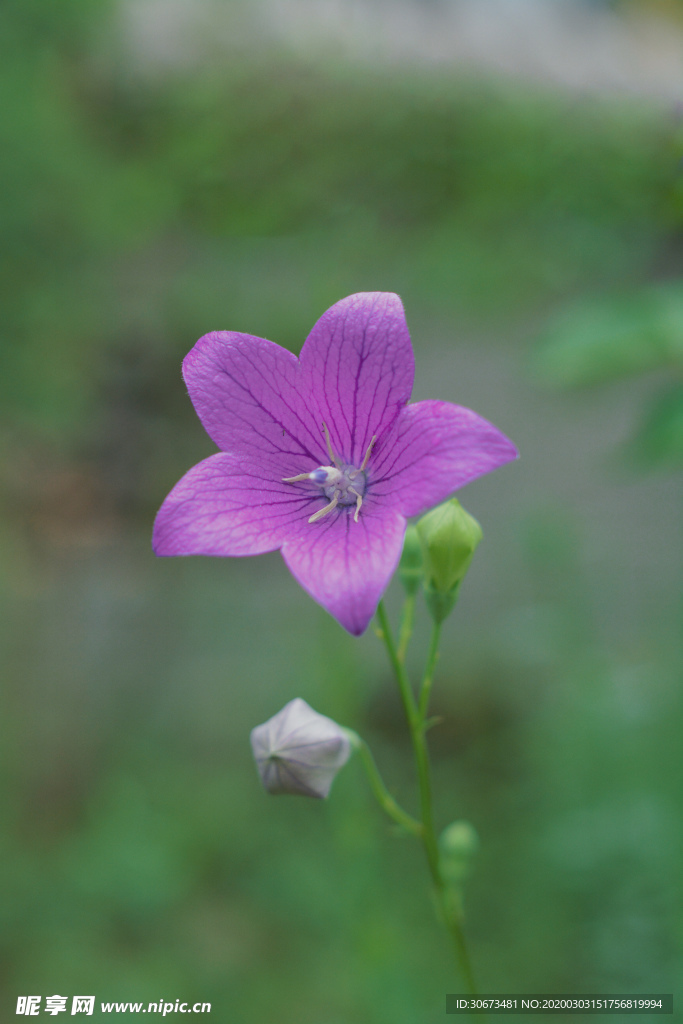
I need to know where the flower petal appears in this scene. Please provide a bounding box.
[182,331,325,467]
[281,506,406,635]
[299,293,414,466]
[371,400,518,518]
[152,452,318,557]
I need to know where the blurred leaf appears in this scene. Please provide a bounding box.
[0,0,675,445]
[625,385,683,468]
[533,285,683,387]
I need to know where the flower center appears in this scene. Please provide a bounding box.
[282,425,376,524]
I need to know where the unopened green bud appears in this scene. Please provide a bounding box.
[398,525,424,595]
[439,820,479,887]
[417,500,482,621]
[417,499,483,593]
[422,585,456,623]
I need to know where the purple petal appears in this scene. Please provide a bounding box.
[153,452,317,557]
[281,507,406,635]
[371,400,518,518]
[299,293,414,467]
[182,331,326,468]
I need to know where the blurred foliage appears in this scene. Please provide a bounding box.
[1,0,681,1020]
[615,0,683,19]
[0,0,677,451]
[533,282,683,467]
[534,285,683,386]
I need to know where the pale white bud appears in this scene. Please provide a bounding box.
[250,698,352,799]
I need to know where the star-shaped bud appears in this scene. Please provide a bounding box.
[250,698,352,799]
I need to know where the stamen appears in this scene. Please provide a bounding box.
[348,487,363,523]
[323,422,341,469]
[360,435,377,472]
[308,494,339,524]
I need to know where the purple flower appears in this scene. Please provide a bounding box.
[153,292,517,635]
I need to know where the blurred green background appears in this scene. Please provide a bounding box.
[1,0,681,1020]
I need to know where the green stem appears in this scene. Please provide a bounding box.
[376,599,478,997]
[376,600,417,727]
[397,591,417,664]
[419,620,442,722]
[349,734,422,837]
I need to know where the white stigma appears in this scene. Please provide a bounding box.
[309,466,342,486]
[282,426,377,524]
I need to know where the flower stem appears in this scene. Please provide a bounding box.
[397,591,417,664]
[418,620,442,722]
[347,732,422,837]
[376,599,478,997]
[376,600,417,727]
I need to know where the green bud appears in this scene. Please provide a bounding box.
[398,524,424,595]
[422,585,458,624]
[416,500,482,621]
[417,499,483,593]
[438,820,479,887]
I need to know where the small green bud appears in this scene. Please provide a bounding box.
[439,820,479,887]
[398,524,424,595]
[422,585,458,624]
[417,499,483,593]
[416,500,482,621]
